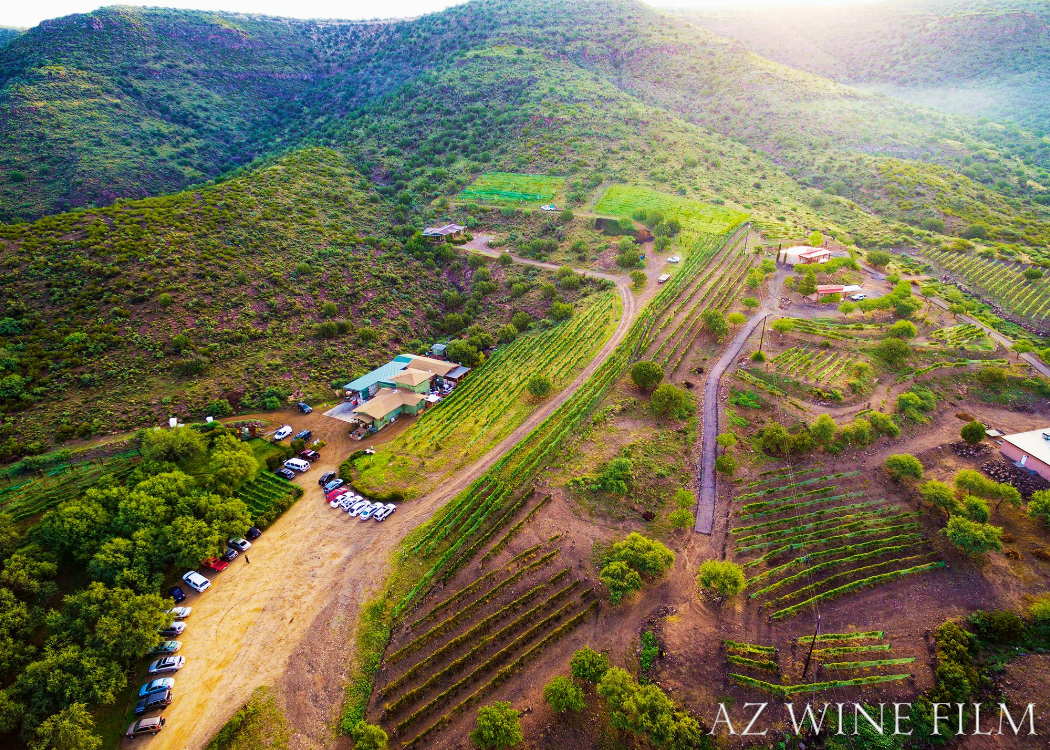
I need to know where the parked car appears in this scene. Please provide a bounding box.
[667,255,681,263]
[294,429,312,441]
[228,537,252,552]
[540,204,558,212]
[220,547,239,562]
[202,556,228,572]
[126,717,166,737]
[339,494,361,511]
[358,502,381,520]
[168,586,186,603]
[246,526,262,540]
[138,678,175,698]
[165,607,192,620]
[328,489,351,507]
[283,458,310,473]
[299,449,320,461]
[324,478,344,492]
[148,656,185,674]
[149,641,182,656]
[373,503,397,522]
[297,402,312,414]
[134,689,173,716]
[849,293,867,301]
[182,571,211,593]
[159,621,187,638]
[273,425,293,441]
[318,471,336,487]
[274,468,296,480]
[347,500,372,517]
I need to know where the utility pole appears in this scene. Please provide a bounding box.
[802,614,822,680]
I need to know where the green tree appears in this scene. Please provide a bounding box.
[715,432,738,449]
[1029,490,1050,526]
[350,721,388,750]
[600,561,643,605]
[673,489,694,509]
[446,339,484,368]
[809,230,823,247]
[944,516,1003,557]
[605,533,674,577]
[630,361,664,392]
[810,414,836,448]
[559,208,574,223]
[630,270,647,288]
[470,701,523,749]
[550,301,574,321]
[650,384,694,420]
[960,421,986,445]
[527,375,552,399]
[886,320,918,339]
[866,250,891,268]
[755,422,791,456]
[797,272,817,296]
[11,645,126,728]
[497,324,517,344]
[837,301,856,317]
[920,480,961,514]
[696,560,746,598]
[165,515,222,568]
[868,411,901,438]
[873,337,911,368]
[668,508,694,530]
[714,454,737,475]
[741,297,759,310]
[962,496,991,523]
[140,427,206,464]
[570,647,610,684]
[701,309,729,341]
[884,454,923,482]
[726,311,746,326]
[29,703,100,750]
[593,458,632,495]
[771,318,796,335]
[543,676,585,713]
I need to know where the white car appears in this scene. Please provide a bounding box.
[667,255,681,264]
[347,500,372,517]
[228,537,252,552]
[165,607,192,620]
[373,503,397,522]
[540,204,558,212]
[849,293,867,301]
[273,425,293,441]
[148,656,185,674]
[358,502,381,520]
[339,494,362,511]
[181,571,211,593]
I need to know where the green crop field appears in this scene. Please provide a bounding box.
[594,185,749,237]
[460,172,565,205]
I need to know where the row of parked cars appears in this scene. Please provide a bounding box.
[322,473,396,522]
[126,531,262,737]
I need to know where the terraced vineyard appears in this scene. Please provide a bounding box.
[643,229,755,372]
[927,323,993,351]
[771,347,857,385]
[0,452,139,520]
[377,522,595,746]
[927,249,1050,323]
[787,318,884,340]
[459,172,565,205]
[725,631,914,696]
[731,467,943,620]
[236,471,303,527]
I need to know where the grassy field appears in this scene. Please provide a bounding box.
[349,290,620,500]
[460,172,565,205]
[594,184,749,242]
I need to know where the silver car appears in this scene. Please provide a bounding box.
[347,500,371,517]
[373,503,397,522]
[148,656,185,674]
[358,502,380,520]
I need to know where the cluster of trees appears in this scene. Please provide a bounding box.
[696,559,746,599]
[598,533,674,605]
[754,409,899,458]
[915,467,1020,557]
[0,424,258,743]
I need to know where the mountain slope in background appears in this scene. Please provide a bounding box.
[681,0,1050,130]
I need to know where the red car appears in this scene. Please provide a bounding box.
[202,557,229,573]
[299,450,320,461]
[326,486,351,502]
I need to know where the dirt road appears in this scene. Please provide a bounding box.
[130,263,640,750]
[693,266,788,534]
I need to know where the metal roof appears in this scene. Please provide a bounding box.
[1002,428,1050,464]
[343,359,409,392]
[446,365,471,379]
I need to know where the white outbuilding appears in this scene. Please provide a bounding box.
[779,245,832,265]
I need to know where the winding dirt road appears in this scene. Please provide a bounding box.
[126,262,639,750]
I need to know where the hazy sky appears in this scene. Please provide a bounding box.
[2,0,869,29]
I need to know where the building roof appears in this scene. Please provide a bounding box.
[815,284,845,294]
[390,368,434,387]
[406,354,458,376]
[422,223,465,237]
[343,359,410,393]
[798,247,831,259]
[431,343,447,355]
[1001,428,1050,463]
[446,365,471,379]
[351,388,426,421]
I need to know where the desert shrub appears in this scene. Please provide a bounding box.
[592,458,632,495]
[668,508,694,529]
[968,610,1025,645]
[884,453,923,482]
[960,421,986,444]
[630,361,664,392]
[650,384,694,420]
[527,375,552,398]
[714,454,737,475]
